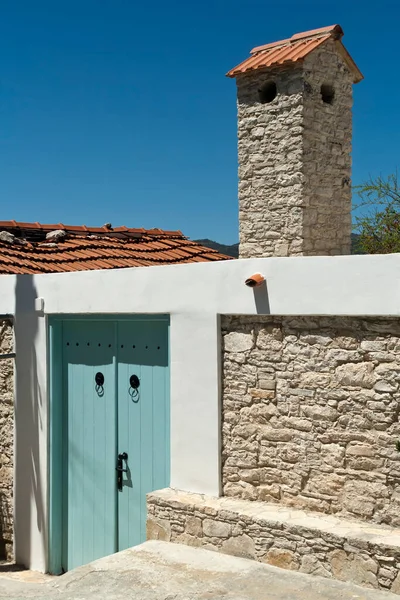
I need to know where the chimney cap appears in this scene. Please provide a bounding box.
[226,24,363,84]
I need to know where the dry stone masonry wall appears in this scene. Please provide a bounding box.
[237,63,304,258]
[302,41,353,255]
[237,40,353,258]
[148,488,400,594]
[222,315,400,527]
[0,319,13,559]
[147,316,400,593]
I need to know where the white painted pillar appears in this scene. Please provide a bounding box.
[169,313,221,496]
[13,283,48,572]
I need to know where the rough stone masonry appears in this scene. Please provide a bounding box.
[147,315,400,594]
[148,487,400,594]
[0,319,13,560]
[222,316,400,527]
[235,39,354,258]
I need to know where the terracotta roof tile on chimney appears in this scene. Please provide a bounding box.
[227,24,363,83]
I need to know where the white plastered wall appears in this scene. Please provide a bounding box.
[1,252,400,571]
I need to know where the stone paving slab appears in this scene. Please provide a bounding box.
[0,541,396,600]
[0,563,53,584]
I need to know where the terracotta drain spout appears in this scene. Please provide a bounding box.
[245,273,265,287]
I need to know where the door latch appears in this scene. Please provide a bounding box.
[116,452,128,492]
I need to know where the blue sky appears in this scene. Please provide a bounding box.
[1,1,399,244]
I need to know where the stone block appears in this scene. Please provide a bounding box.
[299,372,331,387]
[258,484,281,501]
[258,427,292,442]
[301,405,338,421]
[305,473,345,497]
[203,519,231,538]
[263,548,300,571]
[258,378,276,390]
[224,332,253,353]
[300,555,332,578]
[224,482,258,501]
[146,518,171,542]
[289,388,315,398]
[374,380,397,393]
[221,534,255,559]
[321,444,345,468]
[335,362,375,388]
[345,443,376,457]
[249,389,276,400]
[241,403,276,424]
[330,550,378,588]
[283,494,330,514]
[281,417,312,432]
[341,480,387,517]
[361,341,387,352]
[185,516,203,537]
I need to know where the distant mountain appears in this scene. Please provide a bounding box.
[196,234,363,257]
[195,239,239,258]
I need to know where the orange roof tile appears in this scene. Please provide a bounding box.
[0,221,232,274]
[227,24,363,84]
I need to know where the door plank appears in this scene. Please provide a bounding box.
[117,320,169,550]
[62,321,117,571]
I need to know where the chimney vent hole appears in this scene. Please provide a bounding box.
[321,84,335,104]
[258,81,277,104]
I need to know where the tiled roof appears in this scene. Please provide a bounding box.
[227,24,363,83]
[0,221,232,274]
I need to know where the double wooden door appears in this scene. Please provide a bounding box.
[57,318,169,571]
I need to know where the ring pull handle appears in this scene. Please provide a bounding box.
[95,372,104,386]
[129,374,140,389]
[95,372,105,397]
[129,374,140,403]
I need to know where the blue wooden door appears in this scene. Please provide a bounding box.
[61,318,169,572]
[117,320,170,550]
[62,321,117,571]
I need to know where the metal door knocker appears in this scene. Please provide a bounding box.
[95,372,105,397]
[129,374,140,402]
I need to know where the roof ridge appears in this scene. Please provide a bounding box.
[0,220,186,238]
[250,25,343,55]
[290,24,343,42]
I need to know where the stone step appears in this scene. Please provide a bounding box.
[147,487,400,595]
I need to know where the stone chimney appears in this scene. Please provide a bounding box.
[227,25,363,258]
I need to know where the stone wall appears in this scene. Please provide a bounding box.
[0,319,13,560]
[222,315,400,527]
[236,39,353,258]
[147,488,400,594]
[302,40,353,255]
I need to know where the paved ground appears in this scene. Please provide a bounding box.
[0,541,396,600]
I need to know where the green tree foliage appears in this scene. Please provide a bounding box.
[354,172,400,254]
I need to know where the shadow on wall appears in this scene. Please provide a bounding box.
[252,281,270,314]
[14,275,45,568]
